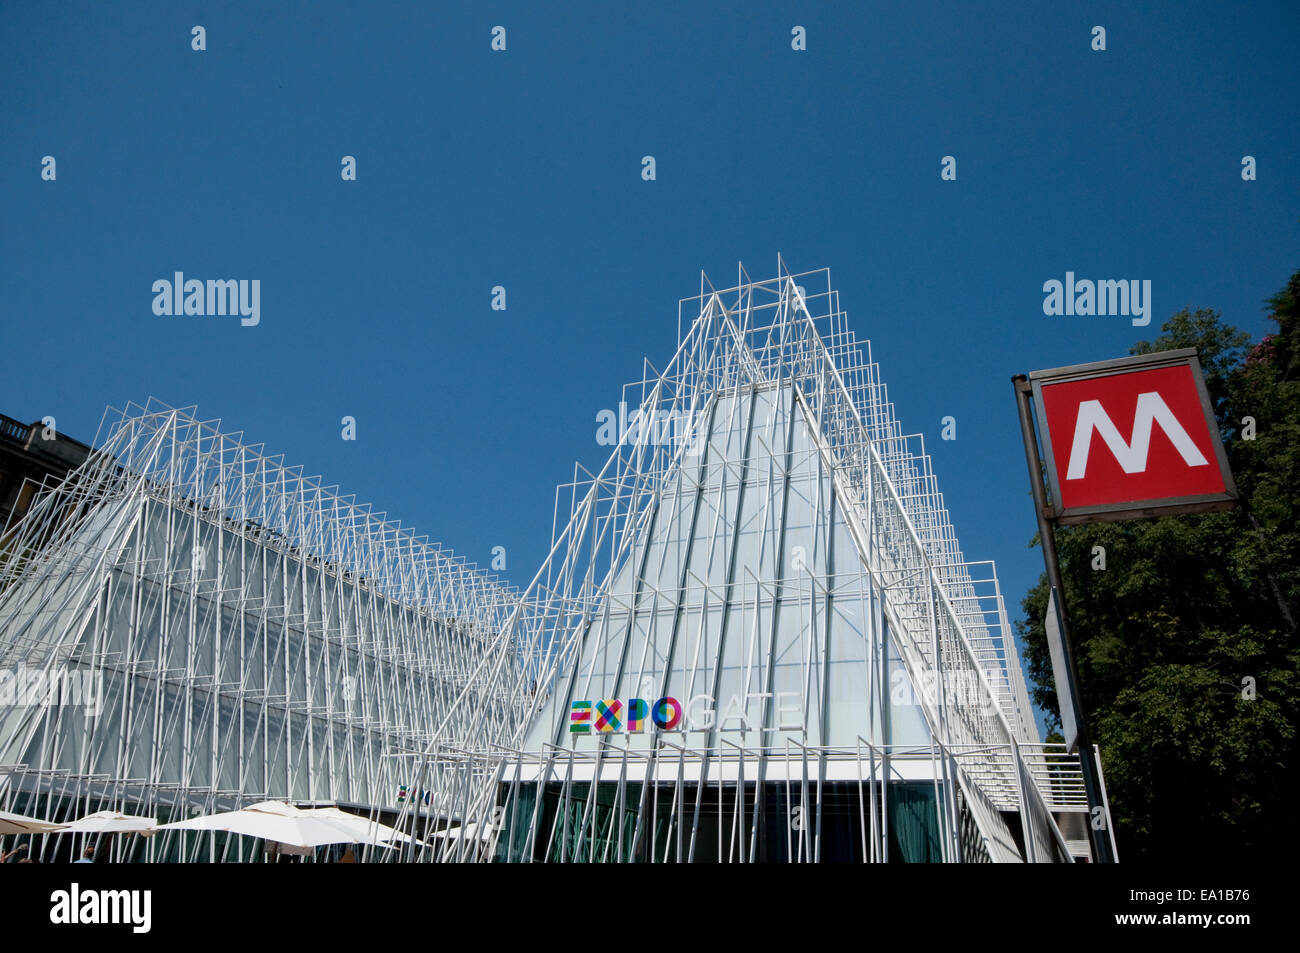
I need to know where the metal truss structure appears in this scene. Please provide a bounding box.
[404,259,1089,863]
[0,400,521,861]
[0,261,1096,862]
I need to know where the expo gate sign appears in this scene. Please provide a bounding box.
[1028,348,1237,524]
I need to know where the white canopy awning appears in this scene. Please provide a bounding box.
[152,800,371,848]
[151,800,417,849]
[0,809,66,835]
[61,810,157,833]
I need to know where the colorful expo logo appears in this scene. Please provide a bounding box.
[569,692,803,734]
[570,697,681,733]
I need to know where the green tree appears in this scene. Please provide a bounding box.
[1017,274,1300,861]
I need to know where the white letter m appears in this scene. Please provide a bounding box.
[1065,392,1208,479]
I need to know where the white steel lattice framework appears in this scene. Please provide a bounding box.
[403,259,1089,863]
[0,400,525,861]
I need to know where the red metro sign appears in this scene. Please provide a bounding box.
[1029,349,1237,524]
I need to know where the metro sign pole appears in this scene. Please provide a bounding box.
[1012,347,1237,865]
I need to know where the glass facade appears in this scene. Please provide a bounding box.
[523,385,937,753]
[414,266,1079,863]
[0,403,520,859]
[494,780,953,863]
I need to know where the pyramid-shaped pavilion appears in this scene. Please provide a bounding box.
[413,261,1087,863]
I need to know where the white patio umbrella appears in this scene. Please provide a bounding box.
[61,810,157,834]
[429,821,492,842]
[0,809,66,835]
[151,800,368,848]
[298,806,422,847]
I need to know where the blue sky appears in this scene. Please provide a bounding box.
[3,2,1297,736]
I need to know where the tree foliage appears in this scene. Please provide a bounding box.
[1017,272,1300,860]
